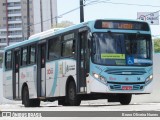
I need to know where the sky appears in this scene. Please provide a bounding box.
[57,0,160,37]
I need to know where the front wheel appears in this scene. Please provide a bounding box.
[66,81,81,106]
[119,94,132,105]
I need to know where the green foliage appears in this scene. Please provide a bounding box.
[154,38,160,53]
[52,21,74,28]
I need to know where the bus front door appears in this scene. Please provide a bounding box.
[37,42,46,97]
[13,50,20,99]
[77,31,89,93]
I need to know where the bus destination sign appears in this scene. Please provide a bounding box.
[95,20,149,31]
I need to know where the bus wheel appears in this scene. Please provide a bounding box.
[58,99,67,106]
[119,94,132,105]
[31,99,40,107]
[66,81,81,106]
[22,86,31,107]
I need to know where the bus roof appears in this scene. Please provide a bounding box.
[28,28,64,39]
[4,18,149,51]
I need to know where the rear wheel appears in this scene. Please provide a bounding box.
[22,86,40,107]
[66,81,81,106]
[22,86,31,107]
[119,94,132,105]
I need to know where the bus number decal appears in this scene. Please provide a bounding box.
[47,68,53,75]
[21,72,26,79]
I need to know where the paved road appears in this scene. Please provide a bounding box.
[1,100,160,111]
[1,101,160,120]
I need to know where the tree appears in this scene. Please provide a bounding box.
[52,21,74,28]
[154,38,160,53]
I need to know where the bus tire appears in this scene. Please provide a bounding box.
[31,99,40,107]
[66,81,81,106]
[119,94,132,105]
[22,86,31,107]
[58,99,67,106]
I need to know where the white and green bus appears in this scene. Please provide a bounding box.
[3,19,153,107]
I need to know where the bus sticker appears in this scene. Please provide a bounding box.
[127,56,134,65]
[134,59,152,64]
[101,54,125,59]
[115,60,126,65]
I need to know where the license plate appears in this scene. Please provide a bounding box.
[122,86,132,90]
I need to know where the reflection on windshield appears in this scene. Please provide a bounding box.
[92,33,152,66]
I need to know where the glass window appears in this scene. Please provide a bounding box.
[48,38,61,60]
[92,33,152,66]
[29,45,36,64]
[5,51,12,70]
[21,48,28,66]
[62,40,75,57]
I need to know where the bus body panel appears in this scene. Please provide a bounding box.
[46,61,58,97]
[88,62,153,93]
[58,59,77,97]
[45,59,77,97]
[88,75,153,93]
[19,66,37,99]
[3,70,13,99]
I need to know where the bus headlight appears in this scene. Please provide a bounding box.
[93,73,99,79]
[100,76,107,84]
[92,72,107,84]
[145,75,153,84]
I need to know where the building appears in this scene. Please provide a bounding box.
[0,0,57,66]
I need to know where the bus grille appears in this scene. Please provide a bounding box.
[105,68,146,75]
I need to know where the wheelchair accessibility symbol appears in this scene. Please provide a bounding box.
[127,56,134,65]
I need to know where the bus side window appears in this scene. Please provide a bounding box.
[21,47,28,66]
[72,40,75,54]
[48,37,61,60]
[5,51,12,70]
[62,40,75,57]
[29,45,36,64]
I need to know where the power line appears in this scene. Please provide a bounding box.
[84,0,160,23]
[19,0,160,31]
[85,0,160,8]
[22,7,80,30]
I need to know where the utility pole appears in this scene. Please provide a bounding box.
[27,0,30,38]
[40,0,43,32]
[80,0,84,23]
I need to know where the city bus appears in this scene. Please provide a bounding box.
[3,19,153,107]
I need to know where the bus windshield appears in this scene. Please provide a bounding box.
[92,32,152,66]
